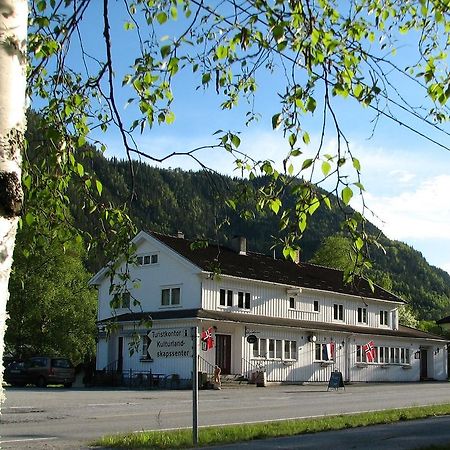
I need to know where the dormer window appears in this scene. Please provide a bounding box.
[333,304,344,321]
[219,289,233,307]
[380,310,389,326]
[289,297,295,309]
[358,307,367,324]
[238,291,251,309]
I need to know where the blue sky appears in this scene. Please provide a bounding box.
[70,3,450,274]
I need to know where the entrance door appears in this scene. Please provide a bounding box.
[117,337,124,373]
[215,334,232,375]
[420,348,428,380]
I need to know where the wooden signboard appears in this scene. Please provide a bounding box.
[327,371,345,391]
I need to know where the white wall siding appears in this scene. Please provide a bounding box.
[202,277,398,333]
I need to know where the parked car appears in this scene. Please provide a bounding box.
[4,361,29,387]
[4,357,75,388]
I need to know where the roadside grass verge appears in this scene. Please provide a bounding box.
[92,403,450,449]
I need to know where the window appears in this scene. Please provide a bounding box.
[356,345,365,363]
[333,304,344,321]
[284,340,297,360]
[220,289,234,306]
[315,343,334,361]
[161,287,181,306]
[137,253,158,266]
[245,292,251,309]
[400,348,406,364]
[141,335,151,359]
[268,339,275,358]
[357,307,367,324]
[112,292,130,309]
[238,291,251,309]
[254,338,294,360]
[394,347,400,363]
[227,290,233,306]
[313,300,319,312]
[252,339,259,357]
[380,310,389,325]
[121,292,130,308]
[405,348,410,364]
[260,339,267,358]
[379,346,389,363]
[289,297,295,309]
[267,339,283,359]
[365,346,410,365]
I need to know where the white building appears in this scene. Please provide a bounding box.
[90,231,448,384]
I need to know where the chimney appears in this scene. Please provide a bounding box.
[293,249,300,264]
[177,231,185,239]
[231,235,247,255]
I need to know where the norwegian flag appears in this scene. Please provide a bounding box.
[201,327,215,351]
[363,340,376,362]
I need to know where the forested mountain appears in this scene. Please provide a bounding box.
[78,152,450,322]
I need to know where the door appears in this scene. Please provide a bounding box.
[117,336,124,373]
[215,334,232,375]
[420,348,428,380]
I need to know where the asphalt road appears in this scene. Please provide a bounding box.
[2,382,450,449]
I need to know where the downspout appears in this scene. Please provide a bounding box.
[345,334,352,382]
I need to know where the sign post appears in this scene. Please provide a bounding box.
[192,326,198,446]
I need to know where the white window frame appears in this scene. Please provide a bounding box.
[289,296,295,309]
[284,340,297,360]
[333,304,344,321]
[111,291,130,309]
[314,342,335,362]
[253,338,297,361]
[380,310,389,326]
[357,307,367,324]
[313,300,319,312]
[238,291,251,309]
[136,252,159,266]
[219,288,234,307]
[161,286,181,307]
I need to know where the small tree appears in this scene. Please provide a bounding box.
[6,227,96,364]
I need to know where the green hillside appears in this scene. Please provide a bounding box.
[81,153,450,322]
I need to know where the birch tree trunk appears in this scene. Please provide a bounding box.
[0,0,27,405]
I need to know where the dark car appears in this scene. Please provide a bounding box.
[5,357,75,388]
[4,361,29,387]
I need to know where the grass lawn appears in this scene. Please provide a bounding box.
[92,403,450,449]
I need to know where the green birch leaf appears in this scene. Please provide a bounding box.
[302,159,313,170]
[321,161,331,176]
[96,179,103,196]
[77,163,84,177]
[272,113,282,130]
[352,158,361,171]
[341,186,353,205]
[156,12,167,24]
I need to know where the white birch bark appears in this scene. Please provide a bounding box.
[0,0,27,405]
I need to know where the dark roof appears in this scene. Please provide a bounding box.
[150,231,404,304]
[99,308,446,341]
[437,315,450,325]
